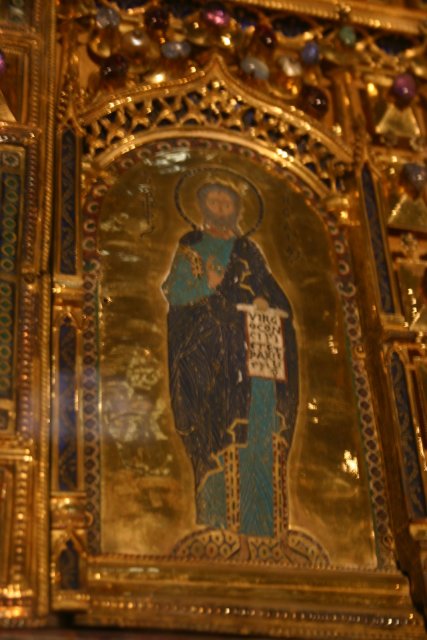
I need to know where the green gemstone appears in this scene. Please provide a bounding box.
[339,25,356,47]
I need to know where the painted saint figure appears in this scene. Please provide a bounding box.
[163,180,298,538]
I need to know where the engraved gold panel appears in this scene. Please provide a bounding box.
[97,140,377,567]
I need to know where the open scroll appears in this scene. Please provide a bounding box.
[237,304,289,381]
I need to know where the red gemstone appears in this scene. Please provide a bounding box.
[144,6,169,31]
[255,24,277,49]
[300,85,329,118]
[101,54,129,80]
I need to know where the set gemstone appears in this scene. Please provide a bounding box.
[161,41,191,59]
[95,7,121,29]
[202,2,230,28]
[101,54,129,80]
[338,25,357,47]
[392,73,417,106]
[400,163,427,198]
[144,6,169,30]
[241,55,269,80]
[255,24,276,49]
[278,55,302,77]
[122,29,148,56]
[300,41,319,65]
[301,84,329,117]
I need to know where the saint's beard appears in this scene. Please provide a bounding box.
[202,209,239,233]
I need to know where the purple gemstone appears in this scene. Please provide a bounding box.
[392,73,416,106]
[0,51,6,76]
[202,2,230,27]
[300,41,319,66]
[300,85,329,118]
[101,54,129,80]
[144,6,169,30]
[255,24,276,49]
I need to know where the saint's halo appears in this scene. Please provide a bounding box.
[174,165,264,236]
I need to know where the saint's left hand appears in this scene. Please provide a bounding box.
[253,297,269,311]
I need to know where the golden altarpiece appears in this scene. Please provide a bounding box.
[2,0,427,637]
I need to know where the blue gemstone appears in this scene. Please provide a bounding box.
[233,7,258,29]
[241,55,269,80]
[273,15,311,38]
[300,41,319,65]
[161,41,191,59]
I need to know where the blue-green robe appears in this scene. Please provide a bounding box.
[163,230,298,537]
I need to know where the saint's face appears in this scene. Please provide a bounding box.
[204,188,236,223]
